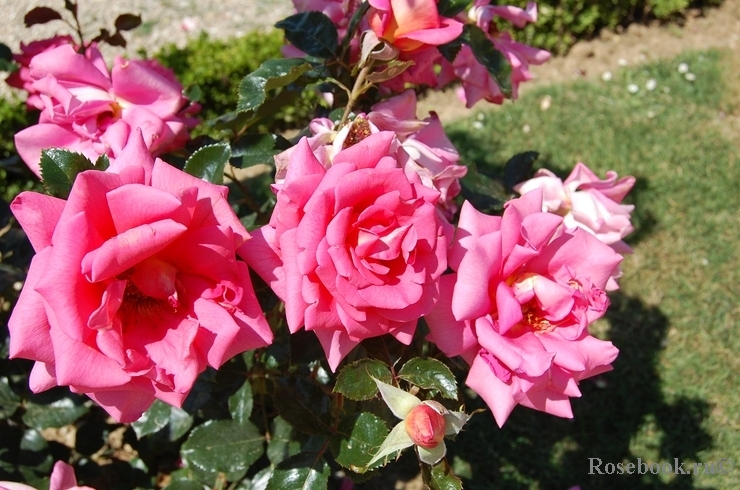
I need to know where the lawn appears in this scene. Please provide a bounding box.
[436,49,740,490]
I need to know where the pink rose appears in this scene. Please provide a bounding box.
[514,163,636,250]
[0,461,93,490]
[8,133,272,423]
[367,0,463,53]
[5,36,76,108]
[14,45,197,178]
[241,132,449,370]
[426,190,622,426]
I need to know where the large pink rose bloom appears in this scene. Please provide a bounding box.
[425,190,622,426]
[14,44,196,178]
[8,134,273,423]
[0,461,93,490]
[368,0,463,53]
[241,132,449,370]
[515,163,636,251]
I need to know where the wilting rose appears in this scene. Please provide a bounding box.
[367,0,463,52]
[241,132,449,370]
[5,36,76,107]
[14,44,196,178]
[426,190,622,426]
[514,162,636,250]
[8,133,272,422]
[0,461,93,490]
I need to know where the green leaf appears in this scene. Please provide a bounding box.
[503,151,539,191]
[24,7,63,27]
[183,142,231,184]
[438,0,470,18]
[460,162,508,214]
[22,398,89,430]
[114,13,142,31]
[231,133,292,168]
[94,154,110,171]
[163,481,203,490]
[267,416,301,465]
[466,24,513,97]
[229,378,254,426]
[132,399,171,438]
[0,44,15,73]
[168,406,194,441]
[275,12,338,59]
[333,359,393,401]
[180,419,264,482]
[238,467,272,490]
[427,459,463,490]
[398,358,458,400]
[39,149,96,199]
[0,377,21,418]
[265,452,330,490]
[272,377,332,435]
[341,2,370,54]
[330,412,389,472]
[237,59,312,113]
[365,60,415,84]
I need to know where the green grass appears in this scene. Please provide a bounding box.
[442,49,740,490]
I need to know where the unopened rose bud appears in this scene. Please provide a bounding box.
[404,402,446,449]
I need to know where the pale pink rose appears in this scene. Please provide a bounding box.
[14,45,197,178]
[5,36,76,108]
[469,0,538,30]
[425,190,622,426]
[367,0,463,52]
[241,132,449,370]
[8,133,272,423]
[0,461,94,490]
[514,163,636,249]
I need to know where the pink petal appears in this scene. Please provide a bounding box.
[10,192,65,251]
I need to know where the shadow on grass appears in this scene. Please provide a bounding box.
[446,292,713,490]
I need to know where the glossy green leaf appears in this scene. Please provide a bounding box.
[183,142,231,184]
[238,466,272,490]
[341,2,370,54]
[168,406,194,441]
[231,133,292,168]
[466,24,513,97]
[132,399,171,438]
[0,377,20,418]
[163,481,203,490]
[94,153,110,171]
[428,459,463,490]
[398,358,458,400]
[237,59,312,113]
[275,12,338,59]
[22,397,89,430]
[0,43,15,72]
[333,359,393,401]
[40,149,96,199]
[330,412,389,472]
[460,162,508,214]
[180,419,264,482]
[503,151,539,191]
[272,377,332,435]
[265,452,330,490]
[229,378,254,426]
[438,0,470,18]
[267,416,301,465]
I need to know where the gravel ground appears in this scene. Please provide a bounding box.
[0,0,292,99]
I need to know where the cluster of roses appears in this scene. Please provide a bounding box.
[5,0,634,436]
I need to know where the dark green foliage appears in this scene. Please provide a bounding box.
[155,31,317,132]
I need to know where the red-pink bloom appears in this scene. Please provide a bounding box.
[0,461,93,490]
[241,132,449,370]
[425,190,622,426]
[515,163,636,250]
[8,133,272,423]
[367,0,463,52]
[5,36,76,108]
[14,45,197,178]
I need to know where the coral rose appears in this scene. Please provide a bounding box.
[426,190,622,426]
[14,44,196,178]
[241,132,449,370]
[8,133,272,423]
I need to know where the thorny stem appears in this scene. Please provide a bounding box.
[338,60,375,130]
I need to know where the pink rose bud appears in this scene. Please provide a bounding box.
[404,402,446,449]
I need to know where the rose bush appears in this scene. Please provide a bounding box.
[7,133,273,422]
[426,190,622,426]
[242,131,449,370]
[14,44,197,177]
